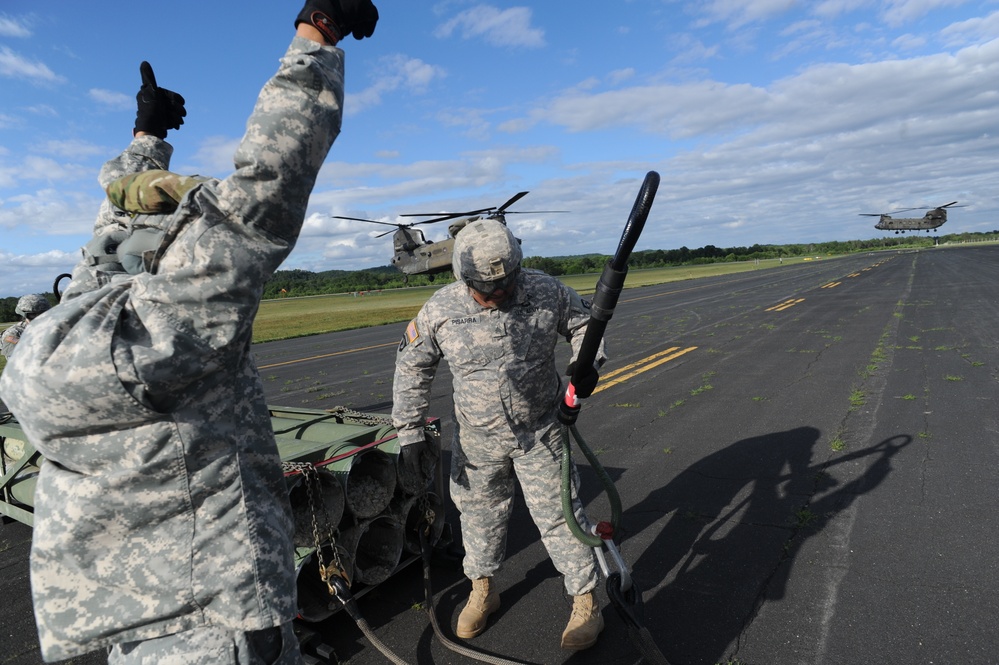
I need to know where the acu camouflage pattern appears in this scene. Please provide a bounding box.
[108,622,300,665]
[451,218,522,282]
[0,36,345,661]
[1,320,27,358]
[392,270,605,595]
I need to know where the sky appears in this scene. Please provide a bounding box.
[2,1,998,298]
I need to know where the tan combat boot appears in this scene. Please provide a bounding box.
[456,577,500,639]
[560,591,604,650]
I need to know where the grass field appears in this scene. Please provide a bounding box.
[250,255,824,343]
[0,256,827,379]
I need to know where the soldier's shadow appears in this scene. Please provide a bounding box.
[605,427,911,665]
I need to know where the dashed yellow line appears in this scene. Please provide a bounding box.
[821,282,841,289]
[765,298,805,312]
[593,346,698,394]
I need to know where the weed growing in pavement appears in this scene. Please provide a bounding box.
[849,389,865,409]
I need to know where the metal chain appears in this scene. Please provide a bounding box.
[417,492,436,540]
[282,461,349,594]
[324,406,394,427]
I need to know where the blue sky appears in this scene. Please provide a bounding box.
[2,1,998,297]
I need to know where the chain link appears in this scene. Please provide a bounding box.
[323,406,394,427]
[282,461,349,595]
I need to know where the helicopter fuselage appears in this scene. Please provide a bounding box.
[391,229,455,277]
[874,209,948,232]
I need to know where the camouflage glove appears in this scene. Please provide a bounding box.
[133,61,186,139]
[566,360,600,399]
[295,0,378,43]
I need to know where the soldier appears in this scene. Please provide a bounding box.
[1,294,52,359]
[392,219,607,651]
[0,2,377,663]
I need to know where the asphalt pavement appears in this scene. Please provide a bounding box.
[3,245,998,664]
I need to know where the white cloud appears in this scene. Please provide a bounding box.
[0,188,98,234]
[0,249,78,300]
[695,0,798,29]
[435,5,545,48]
[88,88,132,110]
[0,46,62,83]
[0,14,31,38]
[349,55,446,114]
[37,139,108,160]
[881,0,967,27]
[941,9,999,45]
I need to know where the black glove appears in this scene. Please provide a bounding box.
[398,437,438,494]
[566,360,600,399]
[296,0,379,43]
[133,61,186,139]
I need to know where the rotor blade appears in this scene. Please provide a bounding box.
[332,215,403,227]
[939,201,959,208]
[375,228,397,238]
[496,191,529,213]
[399,207,495,219]
[502,210,570,215]
[859,213,884,217]
[412,212,483,225]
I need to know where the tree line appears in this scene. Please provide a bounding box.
[260,231,999,298]
[4,231,997,321]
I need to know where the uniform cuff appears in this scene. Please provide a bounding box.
[396,428,427,447]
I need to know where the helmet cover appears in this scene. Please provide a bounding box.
[16,294,51,317]
[451,219,522,290]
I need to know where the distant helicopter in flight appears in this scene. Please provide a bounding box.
[860,201,966,234]
[334,192,566,281]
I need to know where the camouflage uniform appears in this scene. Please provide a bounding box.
[393,271,604,595]
[1,320,27,358]
[58,135,177,301]
[0,35,344,662]
[3,295,52,358]
[95,135,175,231]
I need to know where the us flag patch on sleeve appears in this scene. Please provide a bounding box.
[400,319,420,350]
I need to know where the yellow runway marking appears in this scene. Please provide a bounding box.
[765,298,804,312]
[258,341,398,369]
[593,346,698,394]
[821,282,841,289]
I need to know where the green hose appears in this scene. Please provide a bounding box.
[560,423,622,548]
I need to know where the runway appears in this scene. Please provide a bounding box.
[3,244,998,664]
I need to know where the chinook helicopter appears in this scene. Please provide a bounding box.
[860,201,966,234]
[334,192,566,281]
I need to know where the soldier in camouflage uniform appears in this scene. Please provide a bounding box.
[0,2,377,663]
[1,294,52,359]
[392,219,607,650]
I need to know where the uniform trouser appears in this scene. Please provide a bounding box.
[107,621,303,665]
[450,420,599,596]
